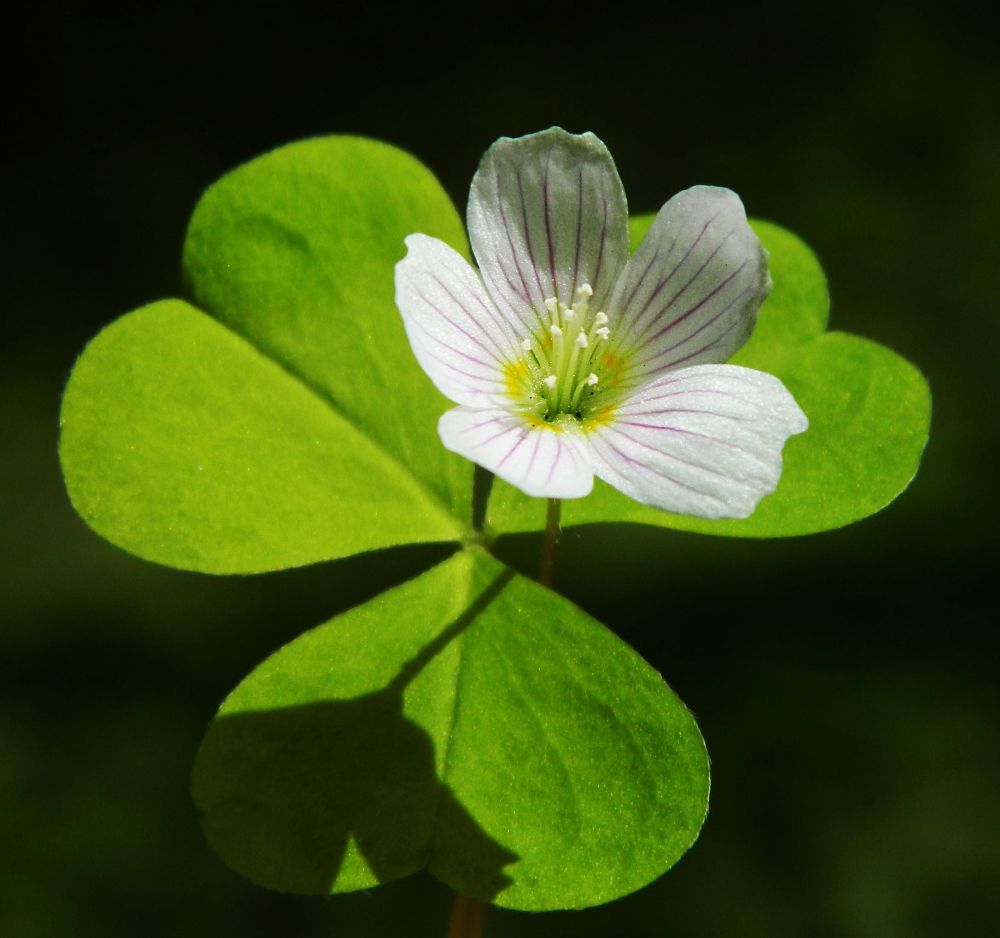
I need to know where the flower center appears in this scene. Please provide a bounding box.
[507,283,614,422]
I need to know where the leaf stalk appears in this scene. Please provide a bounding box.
[448,893,485,938]
[537,498,561,588]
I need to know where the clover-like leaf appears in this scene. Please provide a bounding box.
[485,217,931,537]
[60,137,475,573]
[192,549,709,911]
[182,135,474,522]
[59,300,462,573]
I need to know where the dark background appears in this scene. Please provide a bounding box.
[2,1,998,935]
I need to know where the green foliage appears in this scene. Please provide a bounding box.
[60,137,479,573]
[192,550,709,911]
[485,216,932,537]
[61,140,932,566]
[182,136,475,522]
[59,299,461,574]
[57,136,931,912]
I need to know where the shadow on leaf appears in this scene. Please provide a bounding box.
[192,568,518,900]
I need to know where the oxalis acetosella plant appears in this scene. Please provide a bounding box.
[59,128,931,936]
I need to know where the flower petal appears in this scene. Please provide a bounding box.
[467,128,629,337]
[607,187,770,385]
[395,234,522,406]
[439,406,593,499]
[584,365,808,519]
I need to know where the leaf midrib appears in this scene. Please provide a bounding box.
[202,305,467,538]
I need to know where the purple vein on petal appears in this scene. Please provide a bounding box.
[525,430,544,479]
[545,438,565,486]
[628,263,749,360]
[572,166,584,296]
[623,223,736,354]
[623,408,752,423]
[425,276,512,361]
[591,195,610,304]
[496,425,532,468]
[592,433,723,502]
[619,387,753,410]
[495,175,547,335]
[612,419,750,453]
[409,315,494,370]
[460,283,523,351]
[617,248,662,325]
[543,156,557,301]
[626,294,750,374]
[493,173,533,299]
[410,327,504,391]
[606,423,749,481]
[418,340,495,383]
[614,213,721,351]
[471,420,521,449]
[419,284,506,365]
[618,233,679,326]
[421,360,497,400]
[517,169,547,304]
[446,278,520,351]
[641,237,743,341]
[459,413,507,435]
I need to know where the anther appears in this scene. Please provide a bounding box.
[543,375,557,389]
[550,324,563,339]
[577,283,594,300]
[586,373,599,386]
[520,337,532,351]
[575,331,588,349]
[595,327,610,341]
[544,298,558,315]
[594,312,608,326]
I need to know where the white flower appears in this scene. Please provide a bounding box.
[394,129,808,519]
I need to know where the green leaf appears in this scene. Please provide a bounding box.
[59,300,462,574]
[486,216,931,538]
[192,550,709,910]
[182,135,475,523]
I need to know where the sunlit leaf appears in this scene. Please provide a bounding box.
[182,135,475,522]
[61,136,481,572]
[192,549,709,910]
[486,217,931,537]
[59,300,462,574]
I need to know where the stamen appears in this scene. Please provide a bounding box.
[530,293,612,420]
[557,330,587,412]
[568,370,600,413]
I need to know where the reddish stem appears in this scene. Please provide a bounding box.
[448,893,485,938]
[537,498,562,587]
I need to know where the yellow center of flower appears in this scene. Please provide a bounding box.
[505,283,615,422]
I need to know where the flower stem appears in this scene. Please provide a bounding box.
[448,893,485,938]
[537,498,562,587]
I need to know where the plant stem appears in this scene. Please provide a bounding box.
[537,498,561,587]
[448,893,485,938]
